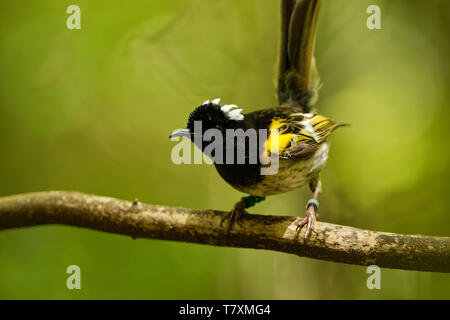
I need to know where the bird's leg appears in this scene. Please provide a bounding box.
[295,179,322,238]
[220,195,266,231]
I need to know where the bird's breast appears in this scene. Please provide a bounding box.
[236,143,330,196]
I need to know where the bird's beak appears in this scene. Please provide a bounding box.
[169,128,191,139]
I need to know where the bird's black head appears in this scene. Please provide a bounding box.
[187,100,241,134]
[170,99,245,141]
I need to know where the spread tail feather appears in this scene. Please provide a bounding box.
[278,0,321,112]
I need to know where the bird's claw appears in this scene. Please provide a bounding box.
[220,199,247,231]
[295,204,318,238]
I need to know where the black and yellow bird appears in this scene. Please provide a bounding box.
[170,0,346,237]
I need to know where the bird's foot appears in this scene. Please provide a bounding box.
[220,198,248,231]
[295,199,319,238]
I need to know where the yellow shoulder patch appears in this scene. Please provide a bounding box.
[263,113,340,158]
[265,119,295,155]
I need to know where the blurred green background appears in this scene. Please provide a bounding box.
[0,0,449,299]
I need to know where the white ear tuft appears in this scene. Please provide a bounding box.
[221,104,237,112]
[212,98,221,104]
[202,99,210,105]
[224,107,244,121]
[220,104,244,120]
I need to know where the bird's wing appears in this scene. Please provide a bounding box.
[265,113,339,159]
[278,0,321,111]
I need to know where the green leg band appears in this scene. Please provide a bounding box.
[242,195,266,209]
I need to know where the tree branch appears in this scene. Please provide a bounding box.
[0,191,448,273]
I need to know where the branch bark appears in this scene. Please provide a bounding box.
[0,191,448,272]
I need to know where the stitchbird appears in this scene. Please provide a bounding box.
[170,0,347,237]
